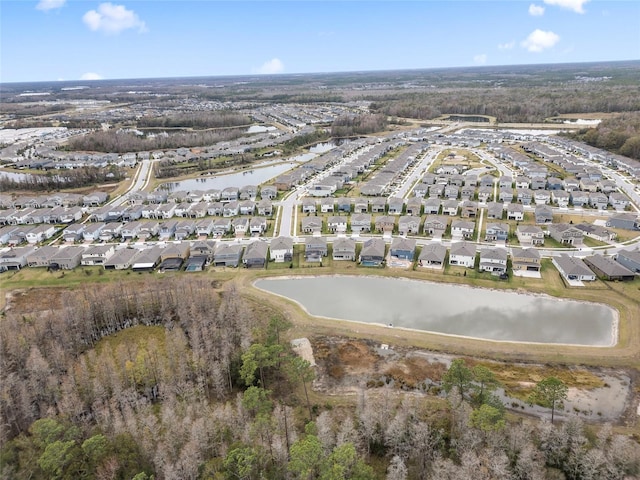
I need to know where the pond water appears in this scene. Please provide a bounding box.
[160,162,296,191]
[254,276,616,346]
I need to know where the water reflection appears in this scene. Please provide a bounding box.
[254,276,615,346]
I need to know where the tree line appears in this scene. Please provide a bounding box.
[369,85,640,124]
[331,114,388,137]
[561,112,640,160]
[67,128,247,154]
[0,166,125,192]
[137,111,251,130]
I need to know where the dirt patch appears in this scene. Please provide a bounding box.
[309,335,636,425]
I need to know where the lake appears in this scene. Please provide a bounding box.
[254,276,616,346]
[160,162,297,191]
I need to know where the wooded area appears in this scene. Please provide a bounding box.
[1,279,638,479]
[562,112,640,160]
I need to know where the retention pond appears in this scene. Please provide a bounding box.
[254,276,617,346]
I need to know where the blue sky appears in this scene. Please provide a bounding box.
[1,0,638,83]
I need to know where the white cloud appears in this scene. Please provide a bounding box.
[80,72,103,80]
[498,41,516,50]
[528,4,545,16]
[473,54,487,65]
[253,58,284,75]
[543,0,589,14]
[36,0,65,11]
[83,3,147,34]
[521,29,560,52]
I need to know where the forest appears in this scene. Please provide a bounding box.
[561,112,640,160]
[0,166,125,192]
[1,278,638,480]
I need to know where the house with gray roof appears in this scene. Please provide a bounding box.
[553,254,596,282]
[213,243,244,267]
[131,246,164,271]
[305,237,327,262]
[479,247,507,274]
[485,223,509,242]
[451,220,475,240]
[270,236,293,263]
[350,213,372,234]
[423,198,441,215]
[103,248,141,270]
[81,245,115,266]
[243,241,268,268]
[516,225,545,246]
[359,237,386,267]
[332,237,356,261]
[301,216,323,234]
[0,245,36,271]
[534,205,554,224]
[390,237,416,261]
[606,213,639,231]
[615,249,640,274]
[398,216,420,236]
[449,241,476,268]
[511,247,541,273]
[49,246,85,270]
[506,203,524,221]
[548,223,584,245]
[584,254,635,281]
[418,243,447,269]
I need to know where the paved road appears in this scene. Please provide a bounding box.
[109,159,154,207]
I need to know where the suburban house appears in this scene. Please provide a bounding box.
[0,246,36,271]
[327,216,348,234]
[516,225,545,246]
[82,222,106,242]
[485,223,509,242]
[190,240,217,262]
[239,200,256,215]
[159,243,190,263]
[398,216,420,236]
[304,237,328,262]
[615,249,640,274]
[506,204,524,221]
[553,254,596,282]
[353,198,369,214]
[49,246,85,270]
[534,190,551,205]
[103,248,141,270]
[608,192,629,211]
[442,199,459,216]
[418,243,447,269]
[499,187,514,203]
[588,192,609,210]
[575,223,616,242]
[212,218,232,236]
[131,246,164,272]
[350,213,372,234]
[423,215,449,238]
[301,217,323,234]
[260,186,277,200]
[320,198,336,213]
[570,191,590,207]
[256,199,273,217]
[406,197,423,216]
[389,237,416,261]
[486,202,503,219]
[302,198,317,214]
[332,237,356,261]
[423,198,441,214]
[270,236,294,263]
[460,201,478,218]
[584,255,635,281]
[552,190,570,208]
[359,237,386,266]
[249,217,268,236]
[374,215,396,233]
[479,247,508,274]
[195,218,215,237]
[534,205,554,224]
[606,213,639,231]
[477,186,493,203]
[232,217,250,236]
[451,220,475,240]
[213,243,244,267]
[511,247,541,273]
[223,201,240,217]
[517,188,533,205]
[243,241,268,268]
[548,223,584,245]
[370,197,387,213]
[27,245,59,267]
[449,241,477,268]
[387,197,405,215]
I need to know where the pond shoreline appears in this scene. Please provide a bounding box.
[253,274,619,347]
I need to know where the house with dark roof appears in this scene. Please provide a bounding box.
[304,237,327,262]
[359,237,386,267]
[390,237,416,261]
[584,255,635,281]
[418,243,447,269]
[243,241,268,268]
[615,249,640,274]
[511,247,541,273]
[449,241,476,268]
[332,237,356,261]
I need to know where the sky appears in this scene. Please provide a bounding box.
[1,0,639,83]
